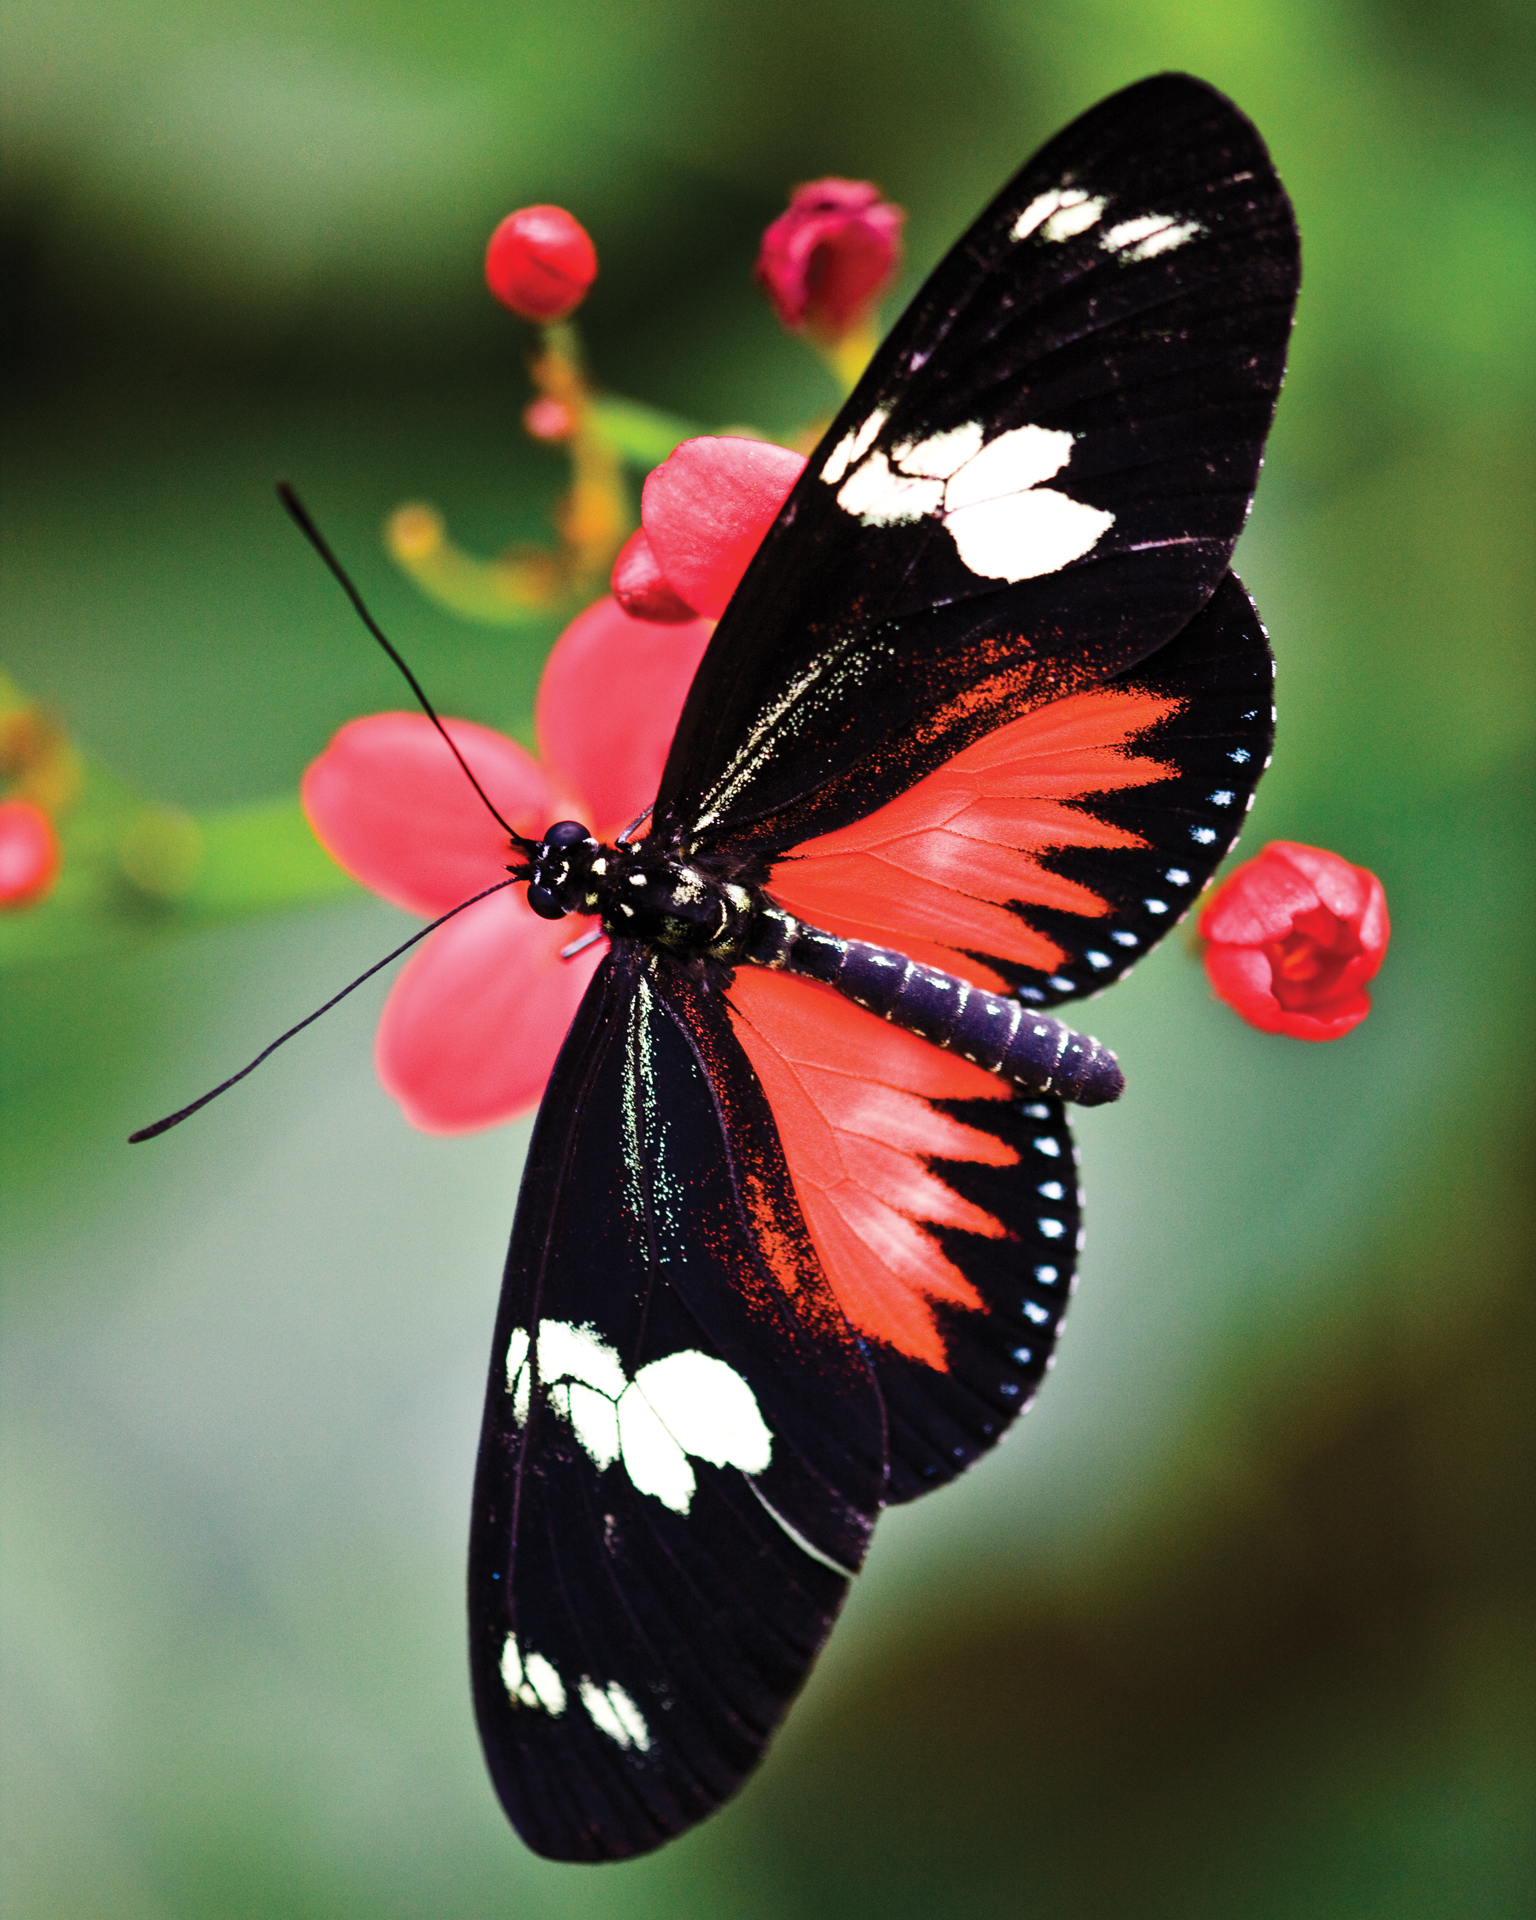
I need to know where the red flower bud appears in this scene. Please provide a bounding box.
[755,178,904,343]
[485,206,597,323]
[1199,842,1390,1041]
[0,798,60,909]
[522,397,575,442]
[610,529,700,624]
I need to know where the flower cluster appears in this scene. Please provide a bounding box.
[0,686,80,911]
[303,192,1390,1135]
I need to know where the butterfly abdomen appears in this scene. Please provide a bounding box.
[745,904,1123,1105]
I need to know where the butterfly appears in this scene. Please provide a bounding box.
[459,71,1299,1860]
[131,69,1298,1862]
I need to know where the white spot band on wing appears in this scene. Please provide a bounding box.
[1099,212,1204,261]
[505,1320,773,1516]
[580,1677,652,1751]
[501,1635,568,1716]
[1011,186,1107,243]
[830,419,1114,582]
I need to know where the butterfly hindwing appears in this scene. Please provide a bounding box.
[761,570,1275,1012]
[468,951,887,1861]
[724,964,1081,1501]
[658,74,1298,855]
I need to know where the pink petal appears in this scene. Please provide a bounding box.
[1198,848,1317,946]
[1266,841,1369,921]
[1267,991,1373,1041]
[376,887,605,1131]
[641,437,807,620]
[536,595,713,839]
[1204,942,1285,1031]
[303,713,557,918]
[610,528,701,622]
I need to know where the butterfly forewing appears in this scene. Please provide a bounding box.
[469,953,887,1860]
[657,73,1298,855]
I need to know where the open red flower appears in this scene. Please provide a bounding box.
[302,597,711,1131]
[1200,841,1389,1040]
[611,436,807,622]
[755,178,904,344]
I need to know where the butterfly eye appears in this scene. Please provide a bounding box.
[526,884,566,920]
[542,820,592,848]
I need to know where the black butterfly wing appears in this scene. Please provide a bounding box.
[657,73,1298,857]
[761,570,1275,1014]
[468,949,887,1861]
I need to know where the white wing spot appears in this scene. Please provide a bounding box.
[822,406,889,485]
[1100,212,1204,260]
[1012,186,1107,242]
[580,1677,652,1751]
[892,420,983,477]
[501,1636,568,1717]
[634,1350,773,1475]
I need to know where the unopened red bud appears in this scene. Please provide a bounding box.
[523,397,576,442]
[755,178,904,343]
[486,206,598,322]
[0,798,59,908]
[610,528,700,624]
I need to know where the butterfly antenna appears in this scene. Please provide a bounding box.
[276,482,535,854]
[128,876,519,1143]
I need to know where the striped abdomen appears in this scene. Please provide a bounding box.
[744,906,1124,1106]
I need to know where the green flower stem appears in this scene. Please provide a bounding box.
[0,789,358,968]
[587,397,704,469]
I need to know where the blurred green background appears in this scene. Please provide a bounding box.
[3,1,1532,1914]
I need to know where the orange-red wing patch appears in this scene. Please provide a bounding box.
[728,968,1017,1370]
[766,686,1181,988]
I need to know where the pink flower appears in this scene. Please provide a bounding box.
[755,178,904,344]
[1200,842,1390,1041]
[303,597,711,1131]
[611,437,807,622]
[485,206,598,323]
[0,798,59,908]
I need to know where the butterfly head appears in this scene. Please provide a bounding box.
[524,820,597,920]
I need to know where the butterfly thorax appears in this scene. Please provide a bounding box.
[523,821,758,963]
